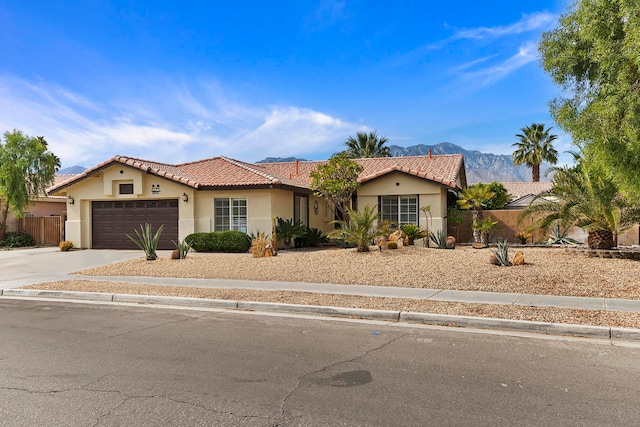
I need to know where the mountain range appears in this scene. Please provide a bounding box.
[257,142,551,183]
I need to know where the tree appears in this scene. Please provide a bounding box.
[519,160,640,250]
[310,153,364,222]
[539,0,640,197]
[457,183,495,246]
[0,130,60,240]
[328,205,381,252]
[344,131,391,158]
[484,182,510,210]
[512,123,558,182]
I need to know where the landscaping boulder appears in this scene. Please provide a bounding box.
[488,253,500,265]
[397,238,404,247]
[170,249,180,260]
[446,236,456,249]
[512,250,525,266]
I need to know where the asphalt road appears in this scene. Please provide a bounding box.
[1,299,639,426]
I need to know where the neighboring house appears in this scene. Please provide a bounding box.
[1,174,75,233]
[501,181,553,210]
[47,154,467,249]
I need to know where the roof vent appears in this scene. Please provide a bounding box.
[428,149,432,158]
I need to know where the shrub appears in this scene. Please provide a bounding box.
[276,218,305,247]
[386,241,398,249]
[400,223,426,245]
[514,230,531,244]
[172,238,192,259]
[250,231,270,257]
[302,227,327,247]
[186,231,251,253]
[492,241,510,266]
[59,240,73,251]
[1,231,35,247]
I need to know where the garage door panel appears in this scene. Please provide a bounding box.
[92,200,178,249]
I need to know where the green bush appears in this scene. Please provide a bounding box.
[185,231,251,253]
[1,232,35,247]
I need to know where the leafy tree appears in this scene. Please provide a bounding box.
[484,182,510,210]
[539,0,640,197]
[512,123,558,182]
[343,131,391,158]
[328,205,381,252]
[457,183,495,245]
[519,159,640,250]
[0,130,60,240]
[310,153,364,221]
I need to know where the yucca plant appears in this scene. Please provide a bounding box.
[126,223,163,260]
[172,237,192,259]
[400,223,426,245]
[429,229,447,249]
[492,240,510,266]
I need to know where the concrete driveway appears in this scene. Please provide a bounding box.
[0,247,145,289]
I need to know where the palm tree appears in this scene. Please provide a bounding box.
[513,123,559,182]
[328,205,382,252]
[519,162,640,250]
[457,183,495,246]
[344,131,391,158]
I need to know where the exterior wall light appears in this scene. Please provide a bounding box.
[182,193,189,202]
[68,196,74,205]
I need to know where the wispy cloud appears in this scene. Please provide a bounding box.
[452,12,555,40]
[0,75,360,167]
[458,41,539,84]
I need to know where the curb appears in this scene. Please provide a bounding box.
[2,289,639,341]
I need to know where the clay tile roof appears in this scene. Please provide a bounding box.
[501,181,553,199]
[47,153,466,195]
[259,154,465,189]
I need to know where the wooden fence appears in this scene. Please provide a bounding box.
[17,216,64,246]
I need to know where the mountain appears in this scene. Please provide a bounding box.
[388,143,551,183]
[256,157,308,164]
[57,166,86,174]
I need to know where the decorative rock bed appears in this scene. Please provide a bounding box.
[564,246,640,260]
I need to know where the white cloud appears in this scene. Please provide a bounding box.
[453,12,555,40]
[458,41,539,84]
[0,74,360,167]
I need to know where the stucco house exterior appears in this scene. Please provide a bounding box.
[47,154,467,249]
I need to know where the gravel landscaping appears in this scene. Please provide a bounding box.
[74,246,640,299]
[22,245,640,329]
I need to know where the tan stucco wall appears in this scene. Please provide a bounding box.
[356,172,449,234]
[60,165,194,248]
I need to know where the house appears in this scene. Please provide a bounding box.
[501,181,553,210]
[47,154,467,249]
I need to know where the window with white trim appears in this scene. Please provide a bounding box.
[214,198,247,232]
[379,195,418,226]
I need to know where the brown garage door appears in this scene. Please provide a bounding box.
[92,200,179,249]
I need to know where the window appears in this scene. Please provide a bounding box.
[380,195,418,226]
[294,195,308,226]
[214,198,247,232]
[119,183,134,194]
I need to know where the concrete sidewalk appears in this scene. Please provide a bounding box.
[29,273,640,314]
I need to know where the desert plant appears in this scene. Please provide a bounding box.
[276,218,305,247]
[547,224,579,245]
[185,231,251,253]
[172,238,192,259]
[386,241,398,249]
[0,231,35,248]
[492,241,511,266]
[126,223,164,260]
[429,229,447,249]
[59,240,73,251]
[328,205,382,252]
[377,219,396,238]
[457,183,495,245]
[250,231,270,257]
[514,230,531,244]
[420,205,432,247]
[473,217,498,246]
[400,223,426,245]
[271,217,278,253]
[302,227,326,247]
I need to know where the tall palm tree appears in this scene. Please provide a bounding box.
[513,123,558,182]
[457,183,495,246]
[519,162,640,250]
[344,131,391,158]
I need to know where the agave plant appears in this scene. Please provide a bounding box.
[547,224,579,245]
[491,240,510,266]
[172,237,192,259]
[126,223,164,260]
[429,229,447,249]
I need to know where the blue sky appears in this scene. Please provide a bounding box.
[0,1,571,169]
